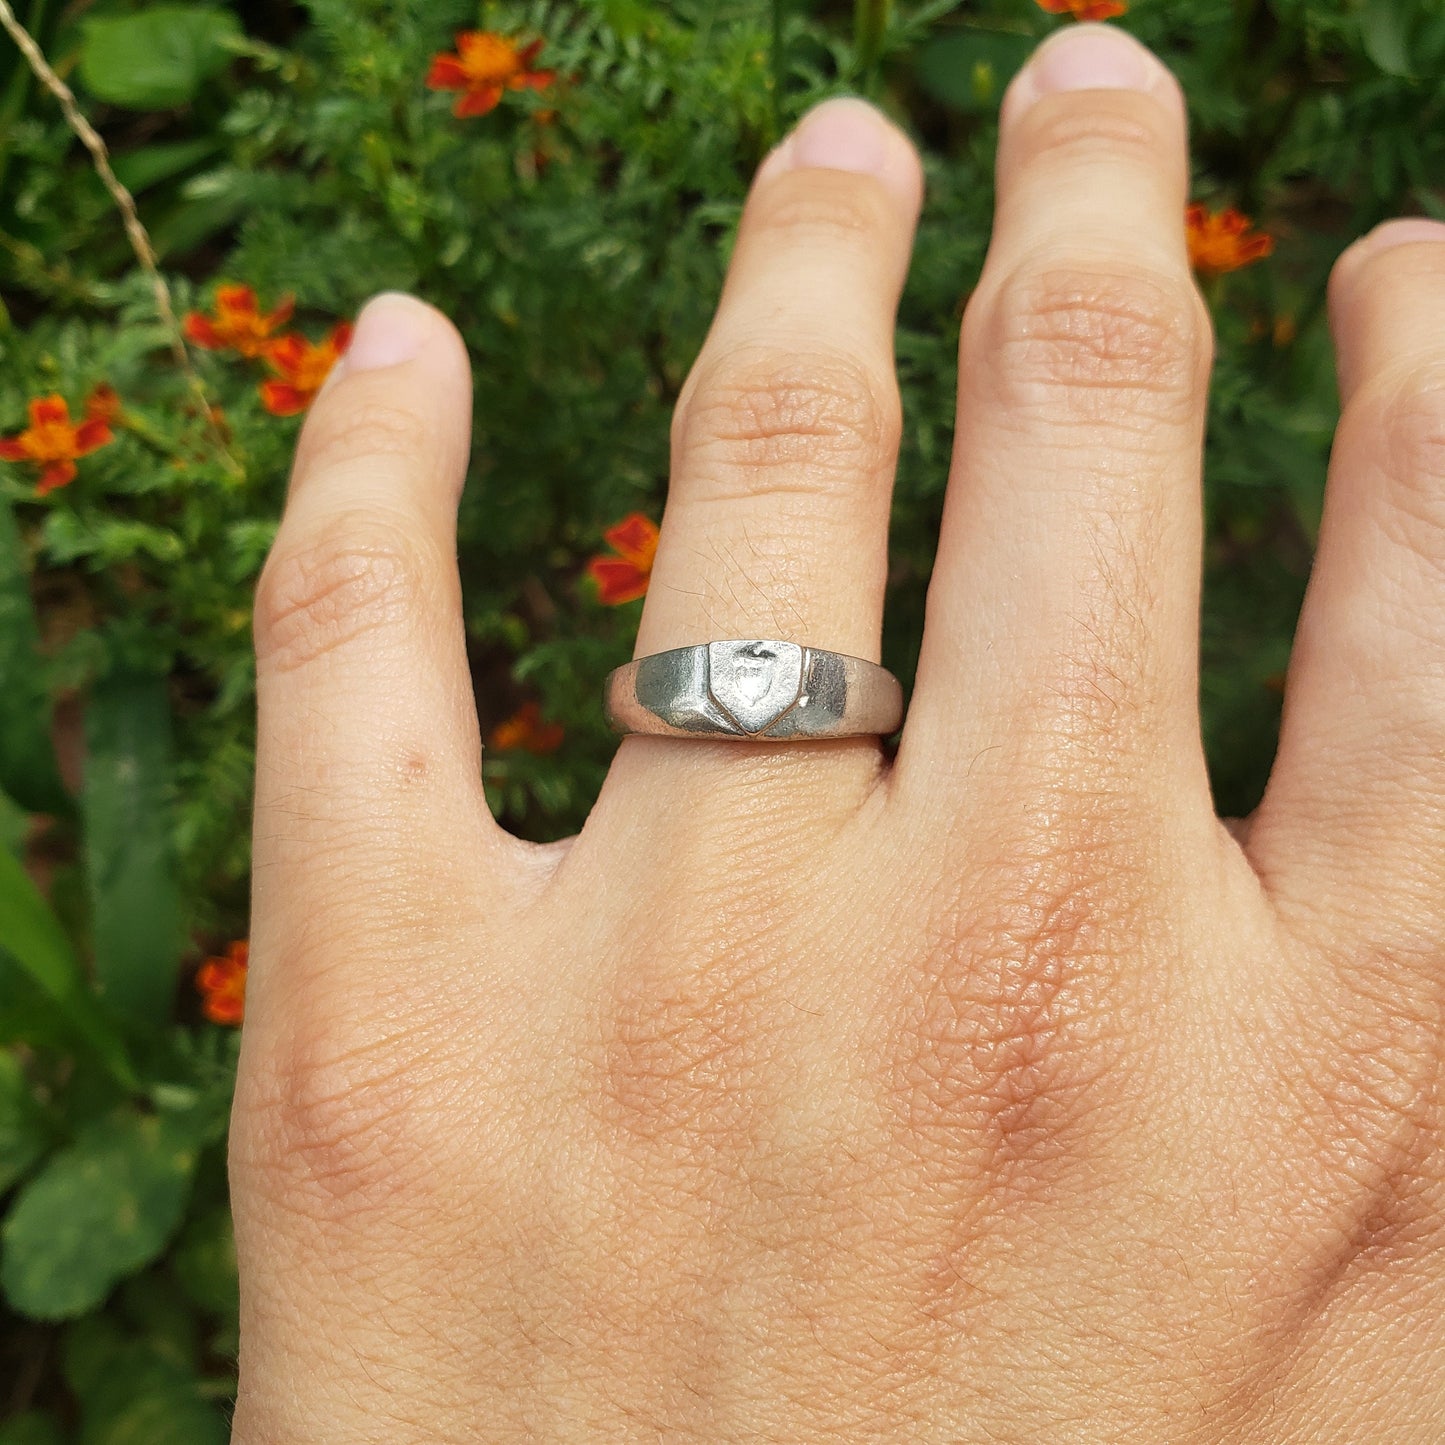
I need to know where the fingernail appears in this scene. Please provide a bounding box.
[1352,217,1445,261]
[761,97,894,181]
[1009,23,1169,113]
[342,292,433,374]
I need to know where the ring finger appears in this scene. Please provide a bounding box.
[595,98,922,808]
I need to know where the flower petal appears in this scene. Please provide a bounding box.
[73,419,113,456]
[0,437,30,461]
[454,84,504,117]
[37,460,77,494]
[588,557,650,605]
[215,283,258,314]
[264,334,308,376]
[29,395,70,428]
[602,512,660,567]
[260,380,311,417]
[183,313,225,349]
[426,53,469,89]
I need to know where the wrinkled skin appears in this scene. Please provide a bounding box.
[231,25,1445,1443]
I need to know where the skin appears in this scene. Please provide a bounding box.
[231,26,1445,1443]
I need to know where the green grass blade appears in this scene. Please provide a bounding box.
[0,846,135,1086]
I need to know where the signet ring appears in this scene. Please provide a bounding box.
[603,640,903,741]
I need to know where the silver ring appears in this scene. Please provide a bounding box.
[604,640,903,740]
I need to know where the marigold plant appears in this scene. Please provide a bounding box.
[1186,203,1276,277]
[184,285,296,358]
[426,31,556,117]
[260,323,354,416]
[0,390,116,493]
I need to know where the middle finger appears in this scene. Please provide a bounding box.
[900,25,1217,838]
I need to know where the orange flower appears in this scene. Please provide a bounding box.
[1186,204,1274,277]
[0,390,116,494]
[427,32,556,118]
[84,384,122,424]
[587,513,659,604]
[488,700,565,755]
[196,939,248,1026]
[1036,0,1127,18]
[184,284,295,358]
[260,323,353,416]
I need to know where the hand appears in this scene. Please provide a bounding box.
[231,24,1445,1442]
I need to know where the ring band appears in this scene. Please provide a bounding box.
[604,640,903,740]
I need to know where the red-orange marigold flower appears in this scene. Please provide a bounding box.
[260,322,353,416]
[0,390,115,494]
[1186,204,1274,276]
[427,32,556,118]
[587,513,659,604]
[184,284,295,358]
[1036,0,1127,19]
[488,700,565,755]
[196,939,248,1026]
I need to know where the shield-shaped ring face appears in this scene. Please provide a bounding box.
[706,640,805,734]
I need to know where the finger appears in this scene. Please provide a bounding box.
[250,294,521,1018]
[635,98,921,665]
[898,26,1216,833]
[591,98,923,830]
[1246,220,1445,956]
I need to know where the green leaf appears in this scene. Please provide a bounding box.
[111,139,219,194]
[1360,0,1414,76]
[0,1049,47,1193]
[0,847,132,1084]
[1,1111,198,1320]
[77,7,241,110]
[84,673,182,1026]
[0,499,66,814]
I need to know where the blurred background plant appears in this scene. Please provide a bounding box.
[0,0,1442,1435]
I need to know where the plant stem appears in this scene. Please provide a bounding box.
[0,0,241,478]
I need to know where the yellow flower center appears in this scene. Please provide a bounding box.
[28,417,77,461]
[461,33,525,85]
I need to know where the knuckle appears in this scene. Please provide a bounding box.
[970,255,1211,422]
[254,513,429,674]
[887,816,1157,1199]
[673,343,901,501]
[231,1011,453,1227]
[589,897,782,1164]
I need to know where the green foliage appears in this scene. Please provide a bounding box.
[77,8,242,111]
[2,0,1442,1429]
[1,1112,197,1321]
